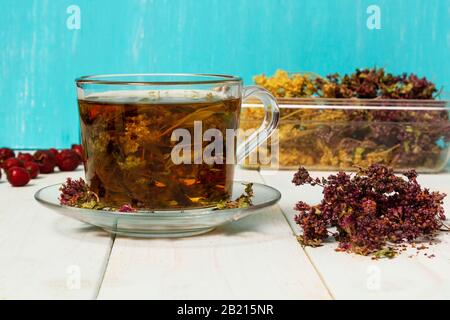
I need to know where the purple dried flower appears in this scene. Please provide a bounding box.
[293,164,447,258]
[118,204,137,213]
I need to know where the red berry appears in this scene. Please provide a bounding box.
[24,161,40,179]
[33,150,56,174]
[17,152,34,163]
[48,148,59,157]
[71,144,84,163]
[3,158,24,171]
[7,167,30,187]
[56,149,80,171]
[0,148,15,166]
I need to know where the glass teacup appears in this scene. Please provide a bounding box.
[75,74,279,210]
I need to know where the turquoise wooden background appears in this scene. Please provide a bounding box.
[1,0,449,148]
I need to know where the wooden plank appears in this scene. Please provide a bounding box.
[97,168,331,300]
[0,168,113,299]
[261,170,450,299]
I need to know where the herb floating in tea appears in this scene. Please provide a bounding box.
[292,164,447,258]
[59,178,255,212]
[78,94,240,209]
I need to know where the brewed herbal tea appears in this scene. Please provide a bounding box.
[78,91,241,210]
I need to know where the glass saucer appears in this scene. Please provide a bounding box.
[34,181,281,238]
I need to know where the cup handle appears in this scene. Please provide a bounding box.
[236,86,280,163]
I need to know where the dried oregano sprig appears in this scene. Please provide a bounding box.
[59,178,137,212]
[216,183,254,209]
[292,164,447,258]
[254,67,440,99]
[59,178,254,211]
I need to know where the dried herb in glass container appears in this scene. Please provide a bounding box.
[59,178,254,212]
[241,68,450,172]
[79,93,241,210]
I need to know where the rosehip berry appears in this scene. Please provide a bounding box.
[0,148,15,166]
[33,150,56,174]
[24,161,40,179]
[7,167,30,187]
[71,144,84,163]
[48,148,59,157]
[3,158,24,171]
[17,152,34,163]
[56,149,80,171]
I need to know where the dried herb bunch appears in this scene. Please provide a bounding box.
[59,177,137,212]
[292,165,447,257]
[60,178,103,209]
[242,68,450,171]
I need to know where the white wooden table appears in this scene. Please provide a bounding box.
[1,166,449,300]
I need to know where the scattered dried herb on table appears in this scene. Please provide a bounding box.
[216,183,253,209]
[292,164,447,258]
[59,178,254,211]
[242,68,450,171]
